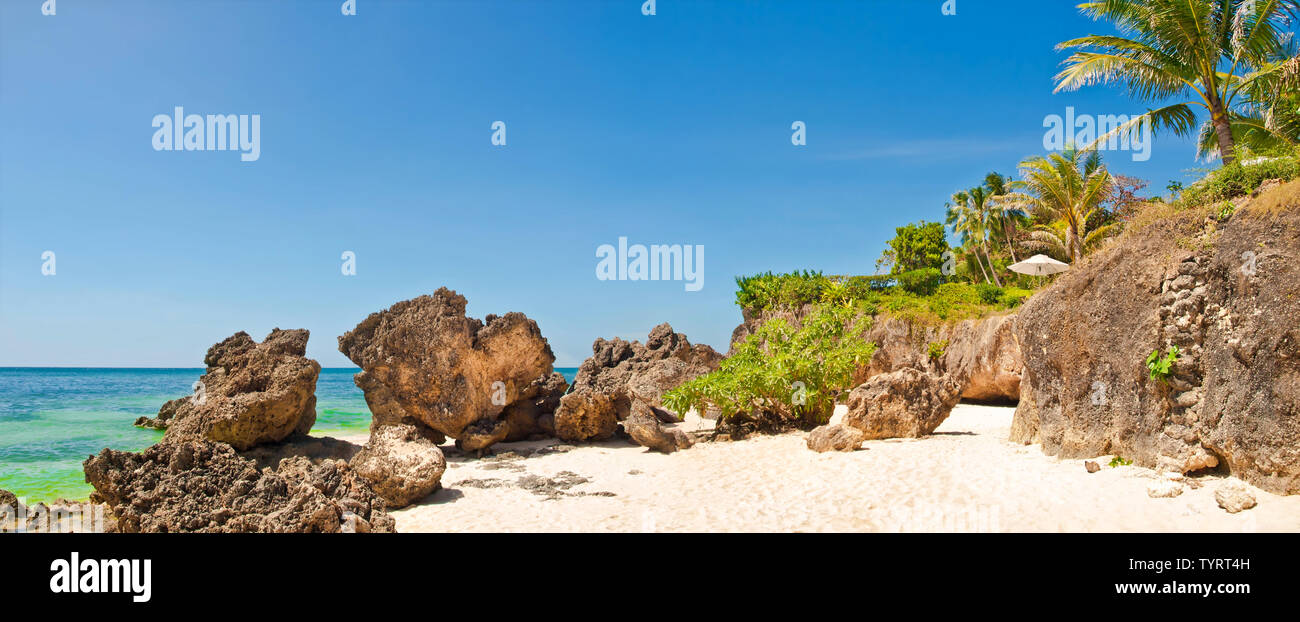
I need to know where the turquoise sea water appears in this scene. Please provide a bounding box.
[0,367,579,502]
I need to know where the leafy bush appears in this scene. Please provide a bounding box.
[661,305,877,429]
[927,340,948,361]
[999,287,1032,307]
[1178,150,1300,206]
[976,283,1004,305]
[1109,455,1133,468]
[1145,345,1180,383]
[896,267,942,296]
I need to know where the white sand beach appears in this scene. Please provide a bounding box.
[342,404,1300,533]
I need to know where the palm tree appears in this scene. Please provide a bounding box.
[984,172,1024,263]
[1054,0,1300,166]
[946,188,1003,287]
[1000,148,1116,264]
[1197,45,1300,156]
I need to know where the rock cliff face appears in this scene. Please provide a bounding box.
[158,329,321,450]
[554,323,721,442]
[337,288,564,451]
[731,308,1022,403]
[1012,183,1300,494]
[83,440,394,533]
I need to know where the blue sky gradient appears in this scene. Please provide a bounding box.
[1,0,1210,367]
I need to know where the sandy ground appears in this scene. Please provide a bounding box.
[341,404,1300,533]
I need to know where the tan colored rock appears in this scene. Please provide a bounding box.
[562,323,722,424]
[1215,483,1257,513]
[553,389,618,442]
[1012,182,1300,494]
[624,401,693,453]
[349,424,446,509]
[806,424,865,452]
[1085,460,1100,473]
[843,368,962,440]
[338,288,560,451]
[162,329,320,451]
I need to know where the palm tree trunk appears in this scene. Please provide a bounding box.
[982,240,1003,287]
[1067,227,1082,264]
[1210,100,1236,167]
[972,248,991,284]
[1001,215,1019,263]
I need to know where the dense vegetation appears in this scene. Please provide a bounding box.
[734,271,1030,323]
[661,305,877,430]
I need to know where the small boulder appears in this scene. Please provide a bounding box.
[843,368,962,440]
[1214,482,1258,514]
[349,424,447,509]
[1146,476,1185,498]
[624,402,693,453]
[1085,460,1101,473]
[806,424,865,453]
[553,389,618,442]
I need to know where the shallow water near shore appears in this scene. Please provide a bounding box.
[0,367,579,501]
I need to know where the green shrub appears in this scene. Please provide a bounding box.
[999,287,1032,307]
[927,340,948,361]
[1178,150,1300,206]
[975,283,1004,305]
[1109,455,1133,468]
[661,305,877,429]
[896,267,942,296]
[1146,345,1180,383]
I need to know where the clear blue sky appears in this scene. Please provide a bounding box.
[1,0,1207,367]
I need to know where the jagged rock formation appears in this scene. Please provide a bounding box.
[154,329,320,450]
[338,288,563,452]
[843,367,962,439]
[731,308,1021,404]
[83,440,394,533]
[349,424,446,509]
[554,323,721,441]
[623,401,694,453]
[1012,181,1300,494]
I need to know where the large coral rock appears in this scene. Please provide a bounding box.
[1012,182,1300,494]
[348,425,446,509]
[337,288,562,450]
[843,368,962,439]
[624,401,694,453]
[159,329,320,451]
[83,440,394,533]
[559,323,721,429]
[553,389,619,442]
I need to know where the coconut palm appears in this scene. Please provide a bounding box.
[946,187,1003,287]
[984,172,1025,263]
[1196,46,1300,156]
[1000,148,1117,264]
[1054,0,1300,166]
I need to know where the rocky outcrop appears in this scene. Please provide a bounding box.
[500,372,567,441]
[1012,181,1300,494]
[556,323,722,438]
[843,367,962,439]
[348,424,446,509]
[554,389,619,442]
[338,288,563,451]
[806,424,866,452]
[83,440,394,533]
[732,308,1021,404]
[624,401,694,453]
[1215,483,1257,513]
[158,329,321,451]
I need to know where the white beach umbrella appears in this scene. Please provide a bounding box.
[1009,254,1070,276]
